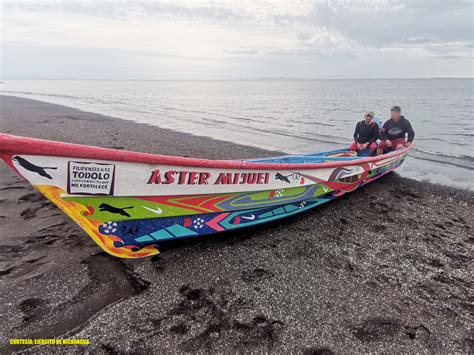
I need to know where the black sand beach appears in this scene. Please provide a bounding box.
[0,95,472,353]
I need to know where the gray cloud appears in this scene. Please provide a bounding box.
[4,1,472,52]
[290,0,473,55]
[1,0,473,79]
[2,1,249,23]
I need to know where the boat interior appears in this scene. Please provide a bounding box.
[243,148,373,164]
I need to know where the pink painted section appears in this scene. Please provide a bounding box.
[206,213,231,231]
[0,133,413,171]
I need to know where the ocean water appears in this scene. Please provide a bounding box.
[1,79,473,190]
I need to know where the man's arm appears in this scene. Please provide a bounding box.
[406,119,415,142]
[370,124,379,143]
[353,122,360,142]
[379,121,389,140]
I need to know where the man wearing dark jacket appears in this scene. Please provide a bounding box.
[349,111,379,156]
[377,106,415,155]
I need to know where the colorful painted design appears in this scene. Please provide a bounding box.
[34,185,158,258]
[0,133,413,258]
[61,183,332,221]
[98,196,334,251]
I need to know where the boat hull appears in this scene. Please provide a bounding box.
[0,134,411,258]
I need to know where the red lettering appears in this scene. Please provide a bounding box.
[199,172,210,185]
[188,172,198,185]
[215,173,233,184]
[264,173,269,184]
[247,173,257,184]
[147,169,162,184]
[178,171,187,184]
[164,170,176,184]
[232,172,240,184]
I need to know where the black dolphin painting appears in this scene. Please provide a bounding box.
[99,203,133,217]
[13,156,57,179]
[275,172,291,183]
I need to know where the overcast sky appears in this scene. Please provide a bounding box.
[1,0,473,79]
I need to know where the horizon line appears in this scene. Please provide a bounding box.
[1,77,473,81]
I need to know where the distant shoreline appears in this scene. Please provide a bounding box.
[1,77,473,81]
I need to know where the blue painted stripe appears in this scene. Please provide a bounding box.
[273,207,286,215]
[150,229,174,240]
[136,235,154,242]
[284,205,299,213]
[167,224,197,237]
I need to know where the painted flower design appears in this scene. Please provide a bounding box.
[275,189,284,197]
[103,222,118,234]
[299,201,306,209]
[291,173,302,182]
[193,217,205,229]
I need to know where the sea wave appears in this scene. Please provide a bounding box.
[413,147,474,163]
[409,148,474,171]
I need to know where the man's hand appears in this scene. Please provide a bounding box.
[357,143,362,150]
[385,139,392,147]
[361,143,368,150]
[405,142,411,147]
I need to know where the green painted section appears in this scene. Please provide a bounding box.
[63,183,329,221]
[248,190,272,201]
[249,186,306,201]
[64,195,188,221]
[313,185,333,197]
[283,186,306,196]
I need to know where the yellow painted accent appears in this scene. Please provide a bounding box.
[34,185,159,258]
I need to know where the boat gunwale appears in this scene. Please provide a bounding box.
[0,133,413,170]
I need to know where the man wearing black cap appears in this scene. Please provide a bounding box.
[377,106,415,155]
[349,111,379,156]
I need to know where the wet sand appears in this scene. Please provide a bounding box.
[0,95,472,353]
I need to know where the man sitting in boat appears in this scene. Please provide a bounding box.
[349,111,379,156]
[377,106,415,155]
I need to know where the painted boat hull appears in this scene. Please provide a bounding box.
[0,134,412,258]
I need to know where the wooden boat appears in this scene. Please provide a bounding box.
[0,134,413,258]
